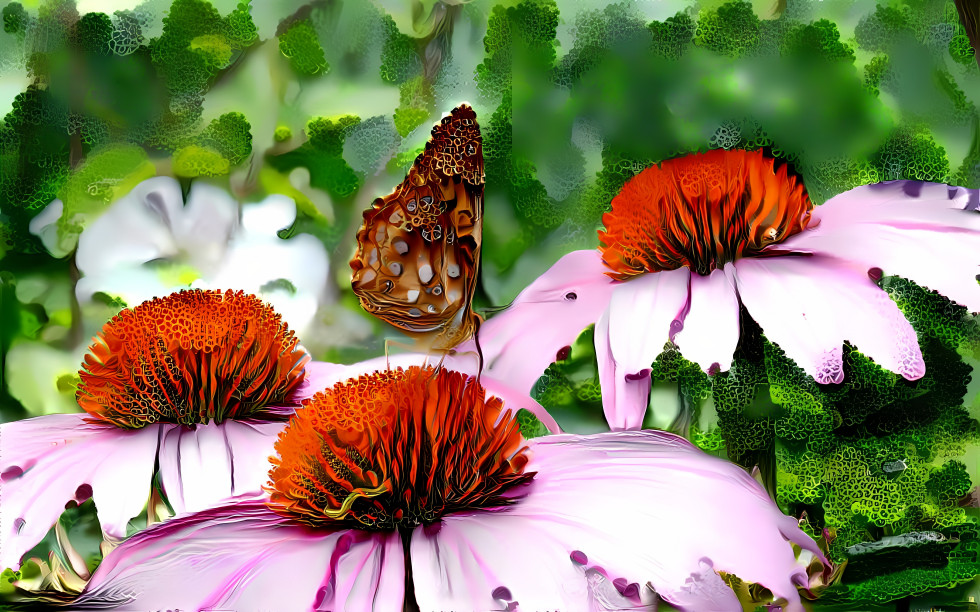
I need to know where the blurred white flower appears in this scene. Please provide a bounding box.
[74,176,328,335]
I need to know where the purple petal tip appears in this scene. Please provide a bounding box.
[492,586,513,600]
[1,466,23,482]
[624,368,651,382]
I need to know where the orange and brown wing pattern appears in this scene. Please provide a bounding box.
[350,104,484,350]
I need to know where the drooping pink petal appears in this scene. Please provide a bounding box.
[456,250,617,397]
[0,415,158,569]
[157,421,282,516]
[672,266,741,374]
[477,375,561,434]
[733,255,925,382]
[411,431,818,612]
[595,308,650,430]
[779,183,980,312]
[595,267,691,429]
[76,501,400,611]
[607,267,691,378]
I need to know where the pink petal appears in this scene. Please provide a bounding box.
[77,501,399,610]
[410,515,598,609]
[157,421,282,516]
[595,268,691,429]
[414,431,818,611]
[294,360,352,401]
[733,255,924,382]
[0,416,158,569]
[607,267,691,376]
[477,375,560,434]
[316,530,404,610]
[781,183,980,312]
[595,309,650,430]
[221,421,286,498]
[457,250,616,397]
[807,181,980,234]
[672,266,740,374]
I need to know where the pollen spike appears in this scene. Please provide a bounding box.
[267,366,533,530]
[76,289,309,428]
[598,149,813,279]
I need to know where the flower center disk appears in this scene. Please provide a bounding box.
[598,149,813,279]
[268,366,533,530]
[77,289,309,428]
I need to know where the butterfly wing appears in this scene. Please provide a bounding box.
[350,104,484,349]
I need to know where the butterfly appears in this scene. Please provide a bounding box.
[350,104,484,352]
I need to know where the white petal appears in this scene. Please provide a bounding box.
[595,268,691,430]
[781,182,980,312]
[76,176,182,277]
[241,194,298,235]
[157,423,271,516]
[178,181,239,272]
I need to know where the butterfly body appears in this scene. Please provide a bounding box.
[350,104,484,351]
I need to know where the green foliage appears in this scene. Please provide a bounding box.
[2,2,28,35]
[150,0,257,119]
[515,408,550,439]
[650,343,712,403]
[781,19,855,63]
[865,54,890,96]
[56,143,156,243]
[74,12,111,55]
[649,12,695,60]
[955,117,980,189]
[267,115,362,202]
[476,0,560,99]
[198,112,252,166]
[556,3,649,86]
[172,144,229,177]
[949,34,976,65]
[694,1,760,58]
[379,13,419,83]
[225,2,258,47]
[872,126,951,183]
[393,76,433,137]
[279,19,328,76]
[529,326,607,429]
[0,86,70,254]
[855,3,915,52]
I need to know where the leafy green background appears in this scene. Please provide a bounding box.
[1,0,979,608]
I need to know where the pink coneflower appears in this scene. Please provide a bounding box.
[466,150,980,429]
[74,365,822,611]
[0,289,344,571]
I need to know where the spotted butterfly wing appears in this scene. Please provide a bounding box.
[350,104,484,350]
